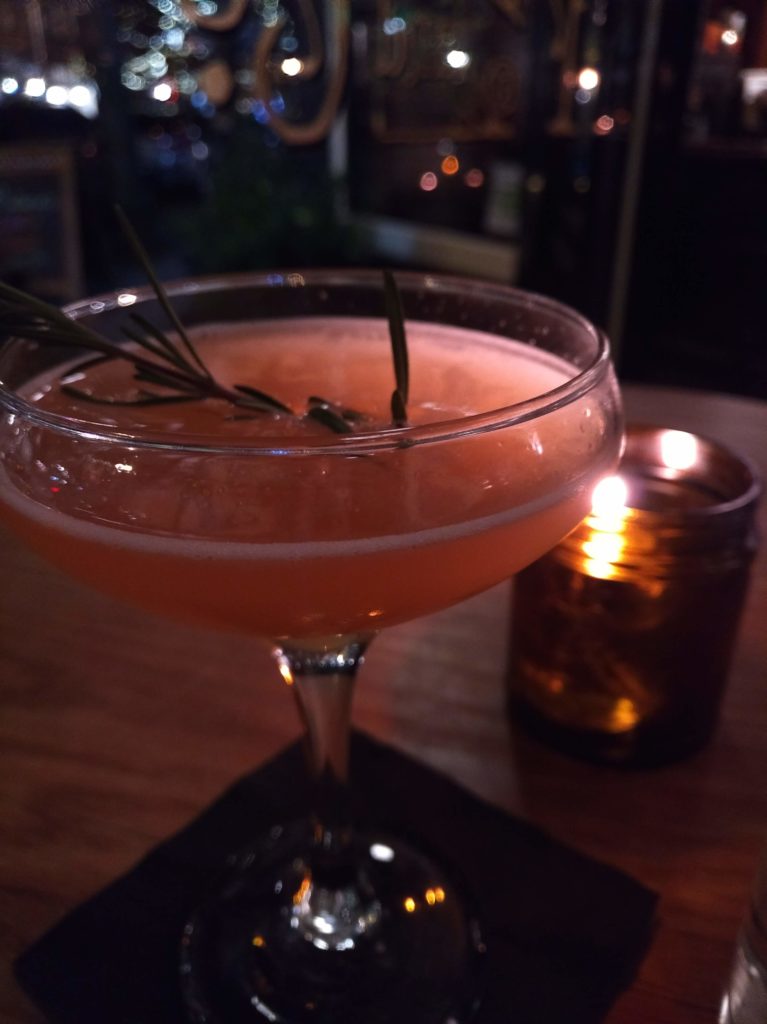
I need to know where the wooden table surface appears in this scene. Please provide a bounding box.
[1,383,765,1024]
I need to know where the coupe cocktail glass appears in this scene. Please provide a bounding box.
[0,271,622,1023]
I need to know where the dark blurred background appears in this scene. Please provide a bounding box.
[1,0,765,398]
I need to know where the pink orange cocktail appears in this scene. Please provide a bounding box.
[0,311,618,639]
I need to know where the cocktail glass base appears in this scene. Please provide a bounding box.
[180,821,485,1024]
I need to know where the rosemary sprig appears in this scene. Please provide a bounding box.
[305,395,370,435]
[0,214,412,436]
[0,279,293,414]
[383,270,409,426]
[114,205,210,378]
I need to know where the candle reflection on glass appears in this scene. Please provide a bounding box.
[508,425,761,767]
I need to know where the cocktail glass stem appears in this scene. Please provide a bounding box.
[272,635,380,947]
[181,627,480,1021]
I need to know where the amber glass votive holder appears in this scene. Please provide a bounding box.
[508,424,762,768]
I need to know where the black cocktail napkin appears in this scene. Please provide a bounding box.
[15,731,657,1024]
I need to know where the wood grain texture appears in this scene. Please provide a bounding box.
[1,384,765,1023]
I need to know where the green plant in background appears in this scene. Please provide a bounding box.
[167,125,360,274]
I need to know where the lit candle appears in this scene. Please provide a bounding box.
[508,425,761,767]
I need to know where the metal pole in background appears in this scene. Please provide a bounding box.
[607,0,664,364]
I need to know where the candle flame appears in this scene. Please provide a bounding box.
[591,475,628,519]
[583,475,629,579]
[659,430,698,471]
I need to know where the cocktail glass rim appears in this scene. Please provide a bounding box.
[0,269,612,455]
